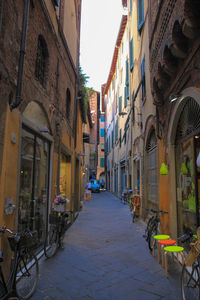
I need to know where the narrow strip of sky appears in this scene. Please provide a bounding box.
[80,0,124,92]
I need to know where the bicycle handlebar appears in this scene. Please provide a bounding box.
[146,208,168,214]
[0,226,14,235]
[177,232,197,243]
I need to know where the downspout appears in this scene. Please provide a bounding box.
[10,0,30,111]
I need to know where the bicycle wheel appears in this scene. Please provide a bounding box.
[148,225,157,251]
[44,225,58,258]
[15,251,39,300]
[143,217,154,241]
[181,263,200,300]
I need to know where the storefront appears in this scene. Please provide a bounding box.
[174,98,200,237]
[18,101,52,249]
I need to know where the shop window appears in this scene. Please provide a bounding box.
[35,35,49,87]
[175,98,200,237]
[19,127,50,249]
[60,153,71,204]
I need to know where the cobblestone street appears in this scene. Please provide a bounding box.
[31,192,182,300]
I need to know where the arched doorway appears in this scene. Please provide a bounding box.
[174,97,200,236]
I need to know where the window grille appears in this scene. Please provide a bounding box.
[146,130,158,206]
[175,98,200,144]
[35,35,48,86]
[66,88,71,120]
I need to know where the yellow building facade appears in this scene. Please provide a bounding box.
[0,0,84,261]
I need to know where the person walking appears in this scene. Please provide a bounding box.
[101,179,105,189]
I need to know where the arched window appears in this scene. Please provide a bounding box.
[66,88,71,120]
[35,35,49,86]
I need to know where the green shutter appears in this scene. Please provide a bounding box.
[112,130,114,148]
[126,59,129,86]
[100,158,104,168]
[129,38,134,71]
[124,87,127,108]
[119,96,122,113]
[137,0,144,31]
[141,56,146,101]
[115,118,118,140]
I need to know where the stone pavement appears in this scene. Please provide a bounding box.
[31,192,182,300]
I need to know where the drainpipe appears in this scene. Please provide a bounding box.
[10,0,30,111]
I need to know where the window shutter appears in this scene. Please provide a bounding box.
[115,119,118,140]
[124,87,127,108]
[132,91,135,122]
[130,0,132,13]
[137,0,144,31]
[112,130,114,148]
[129,38,134,71]
[141,56,146,102]
[125,59,129,86]
[119,96,122,113]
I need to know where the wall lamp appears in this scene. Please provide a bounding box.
[169,94,181,103]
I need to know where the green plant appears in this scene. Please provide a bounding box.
[79,66,94,123]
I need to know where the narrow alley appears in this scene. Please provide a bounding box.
[31,192,182,300]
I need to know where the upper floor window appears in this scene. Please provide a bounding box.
[100,158,105,168]
[137,0,144,31]
[66,88,71,120]
[100,128,105,137]
[101,115,105,122]
[141,56,146,102]
[52,0,59,8]
[35,35,49,87]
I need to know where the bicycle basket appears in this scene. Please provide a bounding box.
[19,230,38,249]
[8,236,18,251]
[8,230,38,251]
[49,213,61,225]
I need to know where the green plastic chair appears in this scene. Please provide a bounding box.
[164,246,184,277]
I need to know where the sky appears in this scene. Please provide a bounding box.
[80,0,124,92]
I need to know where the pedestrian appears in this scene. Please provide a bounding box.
[87,181,92,190]
[101,179,105,189]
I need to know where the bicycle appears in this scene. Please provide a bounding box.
[129,195,140,223]
[121,189,133,205]
[0,226,39,300]
[44,210,73,258]
[180,228,200,300]
[143,209,168,251]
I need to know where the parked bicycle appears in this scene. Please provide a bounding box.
[0,226,39,300]
[44,210,73,258]
[179,228,200,300]
[121,189,133,205]
[143,209,168,251]
[129,195,140,223]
